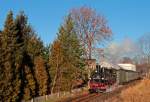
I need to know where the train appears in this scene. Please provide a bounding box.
[88,62,141,93]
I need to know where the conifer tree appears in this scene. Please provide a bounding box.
[58,15,85,91]
[17,21,38,101]
[14,12,36,101]
[16,12,51,100]
[34,56,49,95]
[49,15,85,93]
[0,11,21,101]
[12,12,27,101]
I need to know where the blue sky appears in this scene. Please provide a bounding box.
[0,0,150,45]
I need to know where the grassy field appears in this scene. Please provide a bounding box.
[106,75,150,102]
[120,77,150,102]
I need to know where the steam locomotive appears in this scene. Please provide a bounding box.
[88,63,140,93]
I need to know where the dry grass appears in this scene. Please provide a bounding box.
[120,78,150,102]
[105,76,150,102]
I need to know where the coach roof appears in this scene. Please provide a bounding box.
[99,61,120,70]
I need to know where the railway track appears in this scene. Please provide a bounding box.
[62,93,101,102]
[59,79,141,102]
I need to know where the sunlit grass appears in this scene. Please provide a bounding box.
[120,77,150,102]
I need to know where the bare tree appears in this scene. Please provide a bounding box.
[139,33,150,64]
[93,48,104,62]
[70,7,112,59]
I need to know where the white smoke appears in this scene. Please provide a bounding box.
[104,37,141,63]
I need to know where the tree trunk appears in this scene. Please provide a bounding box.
[51,71,58,94]
[88,41,92,59]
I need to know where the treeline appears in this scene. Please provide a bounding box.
[0,7,112,101]
[0,11,51,101]
[0,11,86,101]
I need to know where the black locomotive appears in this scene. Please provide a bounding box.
[89,65,116,93]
